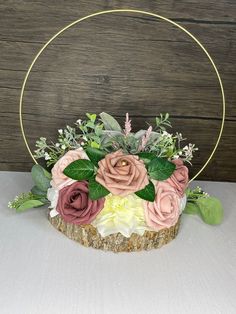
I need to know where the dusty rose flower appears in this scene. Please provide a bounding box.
[51,148,88,189]
[144,181,181,230]
[96,150,149,196]
[56,181,105,225]
[166,159,189,197]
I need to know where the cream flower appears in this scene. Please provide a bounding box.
[92,194,147,238]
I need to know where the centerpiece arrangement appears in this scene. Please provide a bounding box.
[9,112,223,252]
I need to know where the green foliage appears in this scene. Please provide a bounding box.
[99,112,122,132]
[8,192,48,212]
[31,165,51,192]
[185,188,223,225]
[137,152,156,165]
[135,181,155,202]
[155,113,172,131]
[31,185,46,196]
[16,199,45,212]
[148,157,176,181]
[85,147,106,166]
[63,159,95,180]
[88,178,110,200]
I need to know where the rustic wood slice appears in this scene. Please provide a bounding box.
[49,214,181,252]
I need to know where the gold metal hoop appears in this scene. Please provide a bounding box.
[19,9,225,182]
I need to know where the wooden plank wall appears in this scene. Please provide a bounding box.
[0,1,235,181]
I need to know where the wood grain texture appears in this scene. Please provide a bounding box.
[49,214,180,252]
[0,0,235,181]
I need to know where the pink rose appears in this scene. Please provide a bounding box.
[144,181,181,230]
[51,148,87,189]
[96,150,149,196]
[166,159,189,197]
[56,181,105,225]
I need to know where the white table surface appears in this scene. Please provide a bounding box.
[0,171,236,314]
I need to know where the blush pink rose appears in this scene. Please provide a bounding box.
[56,181,105,225]
[51,148,88,189]
[166,159,189,197]
[144,181,181,230]
[96,149,149,196]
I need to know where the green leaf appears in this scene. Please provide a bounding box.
[99,112,122,132]
[16,200,45,212]
[183,201,200,215]
[135,181,155,202]
[63,159,95,180]
[86,113,97,122]
[31,165,51,192]
[197,197,224,225]
[31,185,47,196]
[85,147,106,166]
[148,157,176,180]
[184,197,223,225]
[89,178,110,200]
[137,152,156,165]
[90,141,100,149]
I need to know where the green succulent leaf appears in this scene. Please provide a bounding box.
[31,165,51,192]
[148,157,176,181]
[137,152,157,166]
[88,178,110,200]
[99,112,122,132]
[184,201,199,215]
[197,197,224,225]
[135,181,155,202]
[184,197,223,225]
[63,159,95,180]
[85,147,106,166]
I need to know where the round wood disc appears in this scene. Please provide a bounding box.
[49,214,181,252]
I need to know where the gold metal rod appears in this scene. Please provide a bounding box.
[19,9,226,182]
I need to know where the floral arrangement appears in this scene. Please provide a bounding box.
[9,112,223,238]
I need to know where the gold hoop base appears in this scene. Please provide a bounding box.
[49,214,180,252]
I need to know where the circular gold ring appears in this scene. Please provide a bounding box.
[19,9,226,182]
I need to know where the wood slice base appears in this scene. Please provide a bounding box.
[49,215,181,253]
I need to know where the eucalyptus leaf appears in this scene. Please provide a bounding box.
[63,159,95,180]
[86,147,106,165]
[148,157,176,181]
[99,112,122,132]
[31,186,47,196]
[89,178,110,200]
[31,165,51,192]
[16,200,45,212]
[135,181,155,202]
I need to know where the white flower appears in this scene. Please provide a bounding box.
[76,119,82,125]
[180,194,187,213]
[58,129,63,135]
[47,187,59,217]
[44,152,51,160]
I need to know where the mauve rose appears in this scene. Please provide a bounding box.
[56,181,105,225]
[144,181,181,230]
[166,159,189,197]
[96,149,149,196]
[51,148,88,189]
